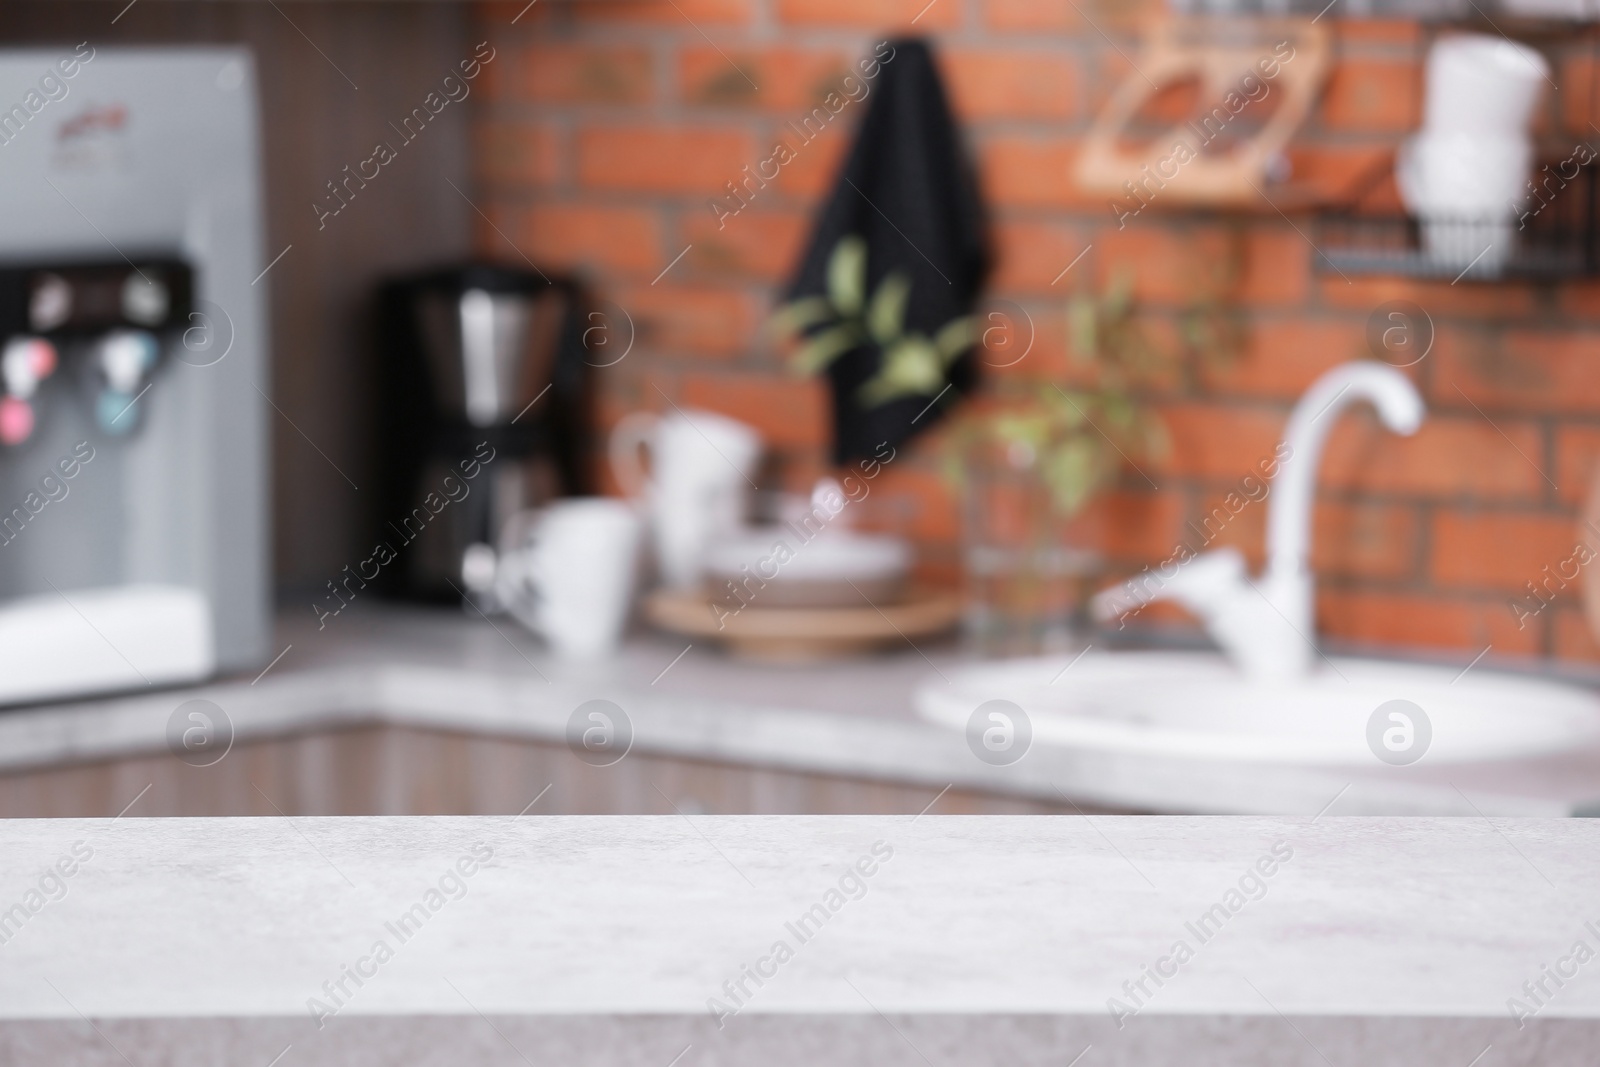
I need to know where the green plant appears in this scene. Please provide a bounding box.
[943,268,1172,518]
[772,235,975,406]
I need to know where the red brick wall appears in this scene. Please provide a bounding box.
[471,0,1600,664]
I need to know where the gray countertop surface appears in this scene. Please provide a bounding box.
[3,605,1600,816]
[1,814,1597,1022]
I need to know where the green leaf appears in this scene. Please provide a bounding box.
[1049,388,1091,429]
[1105,266,1135,317]
[933,315,976,362]
[1068,296,1096,363]
[768,296,835,338]
[1103,394,1135,431]
[827,236,868,317]
[790,323,863,376]
[866,271,912,346]
[858,336,943,406]
[992,412,1048,450]
[1042,435,1103,517]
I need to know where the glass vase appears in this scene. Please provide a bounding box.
[959,437,1102,659]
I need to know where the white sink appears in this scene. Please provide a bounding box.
[916,652,1600,766]
[923,364,1600,773]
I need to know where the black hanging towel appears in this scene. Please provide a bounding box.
[779,37,989,465]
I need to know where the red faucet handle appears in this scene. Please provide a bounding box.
[0,395,35,446]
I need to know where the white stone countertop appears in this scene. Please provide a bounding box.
[4,605,1600,816]
[1,816,1598,1065]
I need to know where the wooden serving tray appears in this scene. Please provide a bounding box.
[644,586,961,663]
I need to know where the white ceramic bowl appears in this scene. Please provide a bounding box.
[704,527,912,608]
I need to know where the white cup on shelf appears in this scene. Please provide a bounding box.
[1422,34,1549,137]
[1397,132,1532,274]
[1398,34,1549,276]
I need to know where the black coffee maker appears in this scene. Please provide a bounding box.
[374,264,593,604]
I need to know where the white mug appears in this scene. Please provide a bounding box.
[495,498,642,658]
[609,408,761,589]
[1397,132,1532,272]
[1400,33,1548,275]
[1398,132,1534,214]
[1423,34,1549,137]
